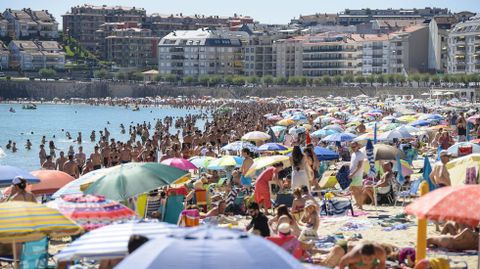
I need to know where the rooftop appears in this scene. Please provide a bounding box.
[11,40,38,50]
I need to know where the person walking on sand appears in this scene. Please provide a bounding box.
[348,141,366,209]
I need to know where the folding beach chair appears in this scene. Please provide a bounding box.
[162,194,185,225]
[394,180,420,206]
[20,237,48,269]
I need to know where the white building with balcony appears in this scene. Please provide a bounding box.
[447,16,480,74]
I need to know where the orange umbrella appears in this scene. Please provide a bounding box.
[29,170,75,195]
[405,185,480,227]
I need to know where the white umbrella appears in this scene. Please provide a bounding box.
[378,130,412,141]
[241,131,271,141]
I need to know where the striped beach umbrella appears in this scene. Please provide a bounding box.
[47,194,137,231]
[0,202,83,258]
[366,140,376,177]
[52,168,110,199]
[56,221,178,261]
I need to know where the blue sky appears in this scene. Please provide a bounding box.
[2,0,480,26]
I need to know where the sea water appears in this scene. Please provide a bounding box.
[0,103,206,171]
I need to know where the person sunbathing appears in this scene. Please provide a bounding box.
[338,242,387,269]
[427,227,479,251]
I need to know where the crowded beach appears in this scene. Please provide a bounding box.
[1,94,480,269]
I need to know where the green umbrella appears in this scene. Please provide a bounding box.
[83,162,189,201]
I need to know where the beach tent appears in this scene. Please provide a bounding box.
[446,154,480,186]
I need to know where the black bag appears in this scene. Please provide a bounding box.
[336,165,351,190]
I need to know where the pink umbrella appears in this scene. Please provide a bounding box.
[467,114,480,124]
[161,157,197,171]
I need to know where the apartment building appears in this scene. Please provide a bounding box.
[244,33,278,77]
[447,16,480,74]
[95,22,140,59]
[62,4,146,50]
[8,40,65,70]
[0,41,9,69]
[0,14,8,37]
[274,36,303,77]
[358,34,391,75]
[2,8,58,39]
[105,28,159,68]
[158,28,248,77]
[338,7,449,26]
[387,25,429,74]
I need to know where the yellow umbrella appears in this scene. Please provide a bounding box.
[276,119,295,126]
[446,153,480,186]
[245,155,290,177]
[397,115,417,123]
[0,202,83,265]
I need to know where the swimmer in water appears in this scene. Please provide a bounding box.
[25,139,32,150]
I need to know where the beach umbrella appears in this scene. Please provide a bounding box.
[353,132,376,142]
[288,126,306,136]
[47,194,136,231]
[446,154,480,186]
[322,132,357,142]
[0,165,40,187]
[397,115,417,123]
[379,122,401,131]
[270,126,287,134]
[115,226,307,269]
[410,119,431,127]
[310,129,338,138]
[56,221,179,261]
[245,155,290,177]
[188,156,215,169]
[83,163,189,201]
[241,131,271,141]
[396,125,420,135]
[406,185,480,228]
[362,144,406,161]
[419,114,444,121]
[378,130,412,141]
[30,170,75,195]
[312,146,340,161]
[366,140,376,177]
[52,169,109,199]
[161,157,197,171]
[467,114,480,123]
[267,115,283,121]
[288,114,307,122]
[447,142,480,156]
[322,124,343,132]
[207,156,243,170]
[222,141,258,152]
[276,119,295,126]
[421,156,436,191]
[0,201,83,263]
[258,143,288,152]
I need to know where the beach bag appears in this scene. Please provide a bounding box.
[299,227,318,242]
[336,165,351,190]
[179,209,200,227]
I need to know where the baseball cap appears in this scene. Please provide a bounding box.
[12,176,24,185]
[278,223,291,234]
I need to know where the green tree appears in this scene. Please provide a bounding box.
[94,69,108,80]
[420,74,431,87]
[313,77,323,86]
[154,74,162,82]
[355,76,366,84]
[366,75,375,86]
[343,74,354,84]
[410,73,421,86]
[38,68,57,80]
[431,75,440,86]
[183,76,195,85]
[333,76,342,86]
[386,74,396,85]
[198,75,210,86]
[129,72,143,81]
[116,72,126,81]
[224,76,234,85]
[232,76,246,86]
[396,74,406,86]
[247,76,259,84]
[322,76,332,85]
[274,77,287,85]
[262,75,274,86]
[164,74,177,83]
[442,74,451,83]
[209,76,222,86]
[376,74,386,86]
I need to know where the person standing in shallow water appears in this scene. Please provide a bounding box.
[38,144,47,165]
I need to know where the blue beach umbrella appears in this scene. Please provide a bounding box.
[310,129,339,138]
[258,143,288,152]
[410,119,431,127]
[421,156,436,191]
[116,226,309,269]
[395,154,405,185]
[313,146,340,161]
[0,165,40,187]
[322,132,357,142]
[366,140,376,177]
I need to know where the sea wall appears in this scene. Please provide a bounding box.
[0,80,459,100]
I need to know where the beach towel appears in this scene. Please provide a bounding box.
[336,165,350,190]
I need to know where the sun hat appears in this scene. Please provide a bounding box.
[278,223,291,234]
[12,176,24,185]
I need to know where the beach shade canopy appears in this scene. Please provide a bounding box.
[0,165,40,187]
[310,129,339,138]
[313,146,340,161]
[83,162,189,201]
[245,155,290,177]
[258,143,288,152]
[52,168,110,199]
[322,132,357,142]
[188,156,216,169]
[161,157,197,171]
[115,226,308,269]
[29,170,75,195]
[406,185,480,228]
[266,115,283,121]
[221,141,258,152]
[0,201,83,243]
[379,122,401,132]
[288,114,307,122]
[447,142,480,156]
[288,126,306,136]
[56,221,179,261]
[207,156,243,170]
[446,153,480,186]
[362,144,406,161]
[241,131,271,141]
[322,124,344,132]
[47,194,136,231]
